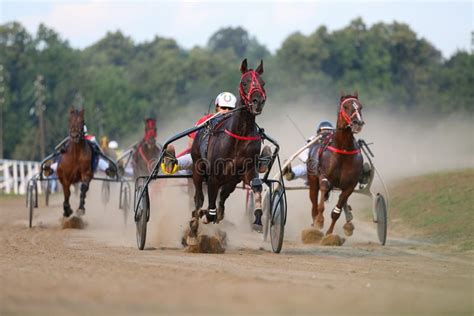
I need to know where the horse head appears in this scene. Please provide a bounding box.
[338,92,364,134]
[69,108,85,143]
[239,59,266,115]
[143,118,157,149]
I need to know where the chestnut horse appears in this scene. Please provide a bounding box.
[188,59,266,243]
[307,93,365,236]
[57,108,94,217]
[132,118,162,179]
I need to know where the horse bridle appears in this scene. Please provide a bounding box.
[144,120,157,142]
[339,98,362,127]
[239,70,266,110]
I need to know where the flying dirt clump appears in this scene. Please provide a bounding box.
[321,234,345,246]
[182,223,227,254]
[61,216,87,229]
[301,228,324,244]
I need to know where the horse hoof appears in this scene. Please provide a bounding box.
[343,222,355,236]
[203,213,216,224]
[315,220,324,230]
[186,236,198,246]
[76,208,85,216]
[252,224,263,233]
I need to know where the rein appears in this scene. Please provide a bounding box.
[239,70,266,110]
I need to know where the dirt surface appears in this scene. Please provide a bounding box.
[1,182,473,316]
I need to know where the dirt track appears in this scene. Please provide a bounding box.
[1,182,473,316]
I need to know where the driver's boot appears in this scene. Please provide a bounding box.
[162,144,178,174]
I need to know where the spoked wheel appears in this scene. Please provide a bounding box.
[27,180,37,228]
[270,187,286,253]
[245,189,255,230]
[375,193,387,245]
[101,181,110,205]
[134,184,150,250]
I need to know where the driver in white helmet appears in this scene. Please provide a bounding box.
[283,120,334,181]
[163,92,238,175]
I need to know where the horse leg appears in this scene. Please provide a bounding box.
[250,177,264,231]
[204,177,219,224]
[342,204,355,236]
[326,187,354,235]
[192,173,204,218]
[316,177,331,229]
[188,170,204,245]
[217,180,240,223]
[62,183,73,218]
[76,181,89,216]
[308,174,320,227]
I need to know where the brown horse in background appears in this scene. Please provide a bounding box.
[132,118,162,179]
[57,108,94,217]
[188,59,266,244]
[307,93,365,237]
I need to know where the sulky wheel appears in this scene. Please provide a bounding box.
[270,187,286,253]
[134,185,150,250]
[375,193,388,245]
[27,180,37,228]
[101,181,110,206]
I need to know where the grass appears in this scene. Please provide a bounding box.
[388,169,474,251]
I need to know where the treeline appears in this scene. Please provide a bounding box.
[0,18,472,160]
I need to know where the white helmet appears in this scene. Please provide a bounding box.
[215,92,237,109]
[108,140,119,149]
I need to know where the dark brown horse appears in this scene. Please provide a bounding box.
[132,118,162,179]
[188,59,266,243]
[57,108,94,217]
[307,93,365,236]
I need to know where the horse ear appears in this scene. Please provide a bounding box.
[240,58,248,74]
[70,107,75,114]
[353,90,359,98]
[256,60,264,75]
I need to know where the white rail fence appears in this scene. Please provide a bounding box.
[0,159,43,195]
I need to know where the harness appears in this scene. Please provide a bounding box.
[137,143,154,172]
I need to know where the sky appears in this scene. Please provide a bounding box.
[1,0,472,58]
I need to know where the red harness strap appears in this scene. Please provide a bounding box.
[224,129,261,141]
[138,144,153,171]
[327,145,360,155]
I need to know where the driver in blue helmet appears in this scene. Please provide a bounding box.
[283,120,334,181]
